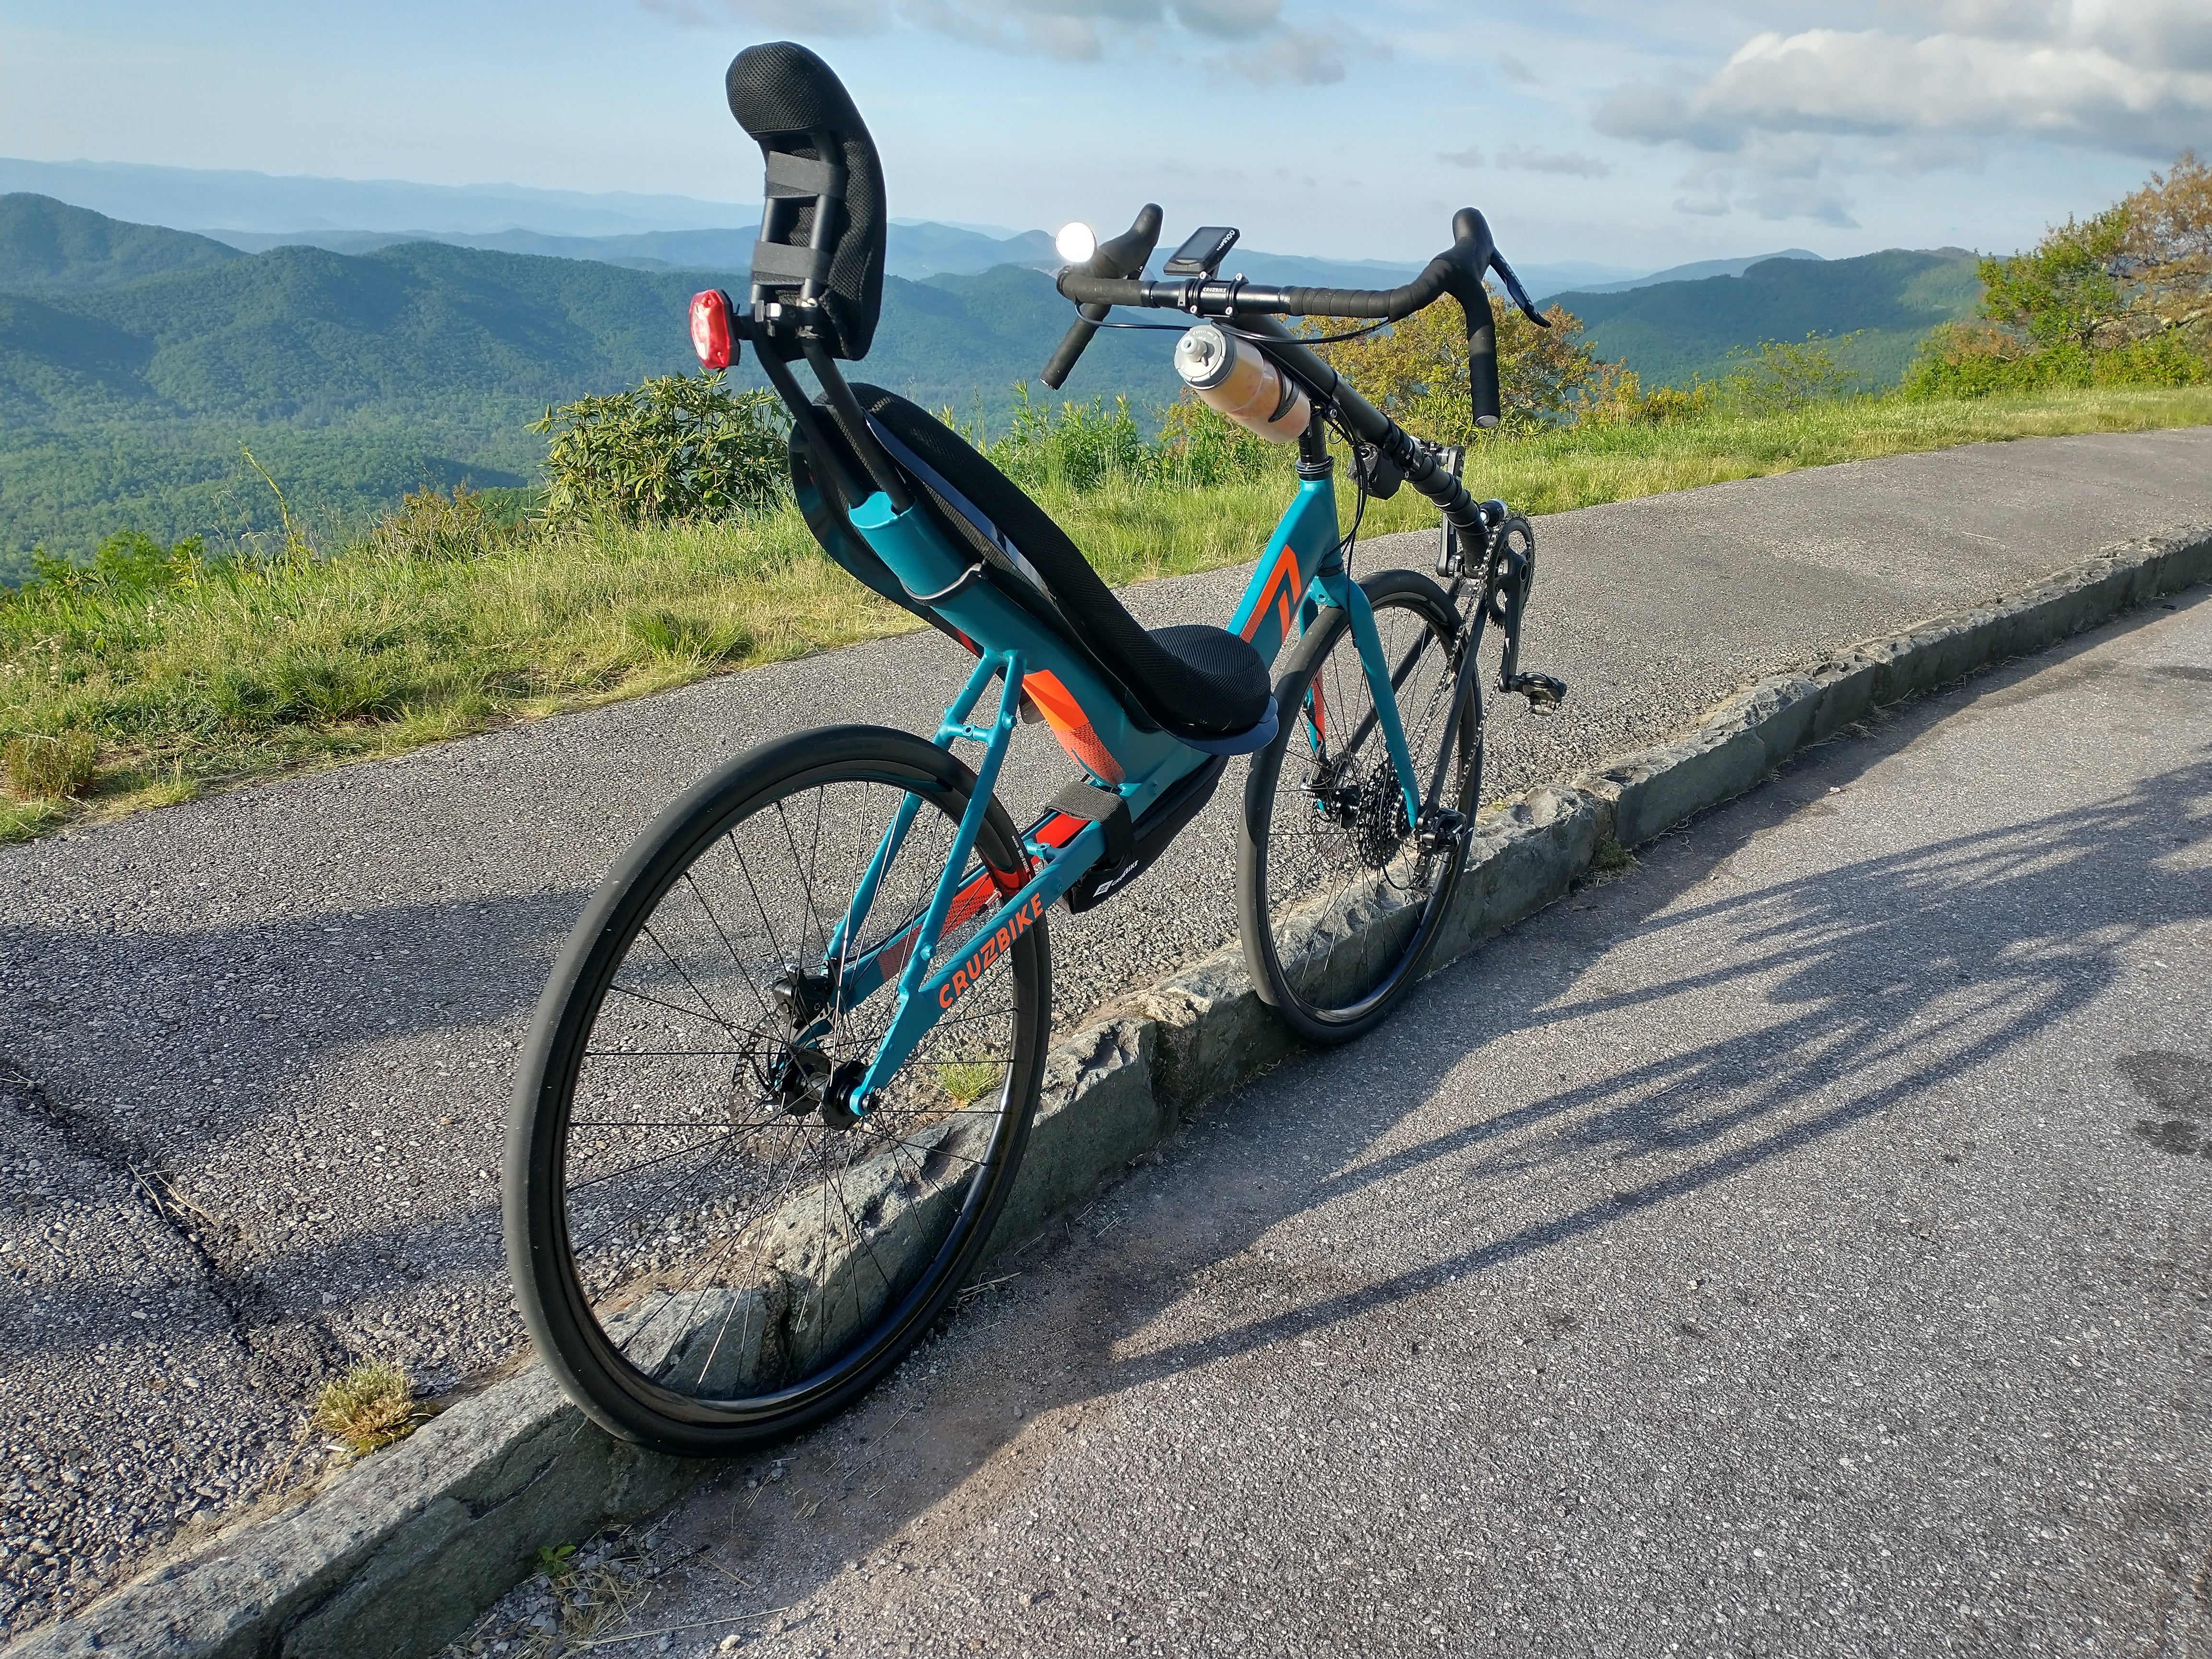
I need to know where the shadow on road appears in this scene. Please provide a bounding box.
[652,642,2211,1622]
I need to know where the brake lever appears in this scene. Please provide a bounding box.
[1489,252,1549,328]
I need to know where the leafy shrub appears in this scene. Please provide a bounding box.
[1901,319,2210,400]
[533,373,788,525]
[1980,209,2130,353]
[1920,151,2212,399]
[1300,294,1615,442]
[23,530,213,601]
[1577,370,1717,427]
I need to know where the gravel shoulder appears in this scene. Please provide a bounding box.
[556,579,2212,1658]
[1,429,2208,1636]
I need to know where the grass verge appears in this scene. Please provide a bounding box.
[5,385,2207,843]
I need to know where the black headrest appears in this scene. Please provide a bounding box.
[726,42,887,361]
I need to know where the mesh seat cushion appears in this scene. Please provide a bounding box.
[855,387,1271,739]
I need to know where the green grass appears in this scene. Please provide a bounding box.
[6,384,2208,843]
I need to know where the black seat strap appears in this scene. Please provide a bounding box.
[1047,780,1135,868]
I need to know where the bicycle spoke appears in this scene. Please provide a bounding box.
[1247,577,1479,1040]
[529,749,1040,1433]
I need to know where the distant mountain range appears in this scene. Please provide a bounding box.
[1545,249,1821,298]
[0,157,752,238]
[1,157,1642,294]
[0,194,1181,571]
[1549,249,1982,389]
[0,189,1985,577]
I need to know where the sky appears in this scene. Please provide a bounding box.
[4,1,2206,271]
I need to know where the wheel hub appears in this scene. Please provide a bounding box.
[1309,757,1362,830]
[773,1045,832,1116]
[766,962,839,1118]
[1352,754,1411,869]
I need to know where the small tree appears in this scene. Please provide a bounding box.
[1979,208,2131,353]
[2121,150,2212,339]
[1719,334,1862,415]
[532,373,787,525]
[1301,292,1613,443]
[26,530,211,599]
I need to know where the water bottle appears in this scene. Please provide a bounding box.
[1172,323,1311,443]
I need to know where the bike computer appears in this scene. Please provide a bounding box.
[1163,226,1240,277]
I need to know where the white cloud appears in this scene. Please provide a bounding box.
[661,0,1370,81]
[1736,173,1860,228]
[1497,51,1537,85]
[1598,11,2212,160]
[1210,25,1382,85]
[1594,4,2212,225]
[1436,144,1484,168]
[1495,144,1611,179]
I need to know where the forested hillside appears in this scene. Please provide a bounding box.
[0,194,1994,577]
[0,195,244,294]
[0,198,1174,568]
[1550,249,1983,389]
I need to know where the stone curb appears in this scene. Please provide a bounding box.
[15,526,2206,1659]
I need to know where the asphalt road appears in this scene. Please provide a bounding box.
[1,430,2209,1636]
[547,577,2212,1659]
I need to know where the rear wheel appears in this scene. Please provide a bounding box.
[1238,568,1478,1045]
[505,726,1048,1455]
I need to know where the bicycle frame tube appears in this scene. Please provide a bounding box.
[848,682,1113,1103]
[820,460,1420,1105]
[1227,473,1341,664]
[1228,472,1420,826]
[823,638,1111,1106]
[1420,577,1493,819]
[825,646,1007,976]
[1338,577,1426,829]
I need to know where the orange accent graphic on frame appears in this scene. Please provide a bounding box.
[1023,671,1124,785]
[1240,544,1301,645]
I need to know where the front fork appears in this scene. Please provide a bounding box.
[1331,571,1427,833]
[1304,505,1545,852]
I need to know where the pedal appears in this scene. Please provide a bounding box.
[1505,672,1567,710]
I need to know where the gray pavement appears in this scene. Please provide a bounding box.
[1,429,2209,1636]
[563,577,2212,1659]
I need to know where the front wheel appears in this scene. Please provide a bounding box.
[1238,568,1479,1045]
[505,725,1049,1455]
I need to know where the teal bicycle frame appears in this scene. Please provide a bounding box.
[820,448,1426,1108]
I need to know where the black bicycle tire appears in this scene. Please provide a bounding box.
[505,724,1049,1455]
[1238,569,1479,1045]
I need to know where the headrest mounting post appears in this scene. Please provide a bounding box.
[802,335,913,513]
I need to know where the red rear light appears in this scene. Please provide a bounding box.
[690,289,735,370]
